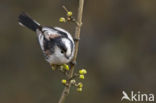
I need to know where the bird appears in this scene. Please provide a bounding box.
[18,13,75,65]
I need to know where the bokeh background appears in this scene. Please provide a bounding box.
[0,0,156,103]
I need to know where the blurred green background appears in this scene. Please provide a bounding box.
[0,0,156,103]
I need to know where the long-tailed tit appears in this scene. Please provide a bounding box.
[18,13,75,65]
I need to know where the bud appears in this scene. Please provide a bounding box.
[51,66,56,71]
[79,75,85,79]
[59,17,66,22]
[77,87,82,92]
[78,82,83,88]
[61,79,67,84]
[79,69,87,75]
[63,64,69,71]
[67,11,72,16]
[70,79,76,84]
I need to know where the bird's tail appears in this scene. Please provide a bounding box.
[18,13,41,31]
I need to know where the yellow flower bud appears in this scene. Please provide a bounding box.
[59,17,66,22]
[79,75,85,79]
[67,11,72,16]
[79,70,83,74]
[79,69,87,75]
[82,69,87,74]
[63,64,69,71]
[61,79,67,84]
[78,82,83,88]
[77,87,82,92]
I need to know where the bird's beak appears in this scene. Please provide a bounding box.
[65,55,69,59]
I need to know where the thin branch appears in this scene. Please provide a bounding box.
[62,5,69,13]
[58,0,84,103]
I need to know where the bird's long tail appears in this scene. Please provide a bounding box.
[18,13,41,31]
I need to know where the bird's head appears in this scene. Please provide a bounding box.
[58,37,73,60]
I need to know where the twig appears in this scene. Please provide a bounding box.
[62,5,69,13]
[62,5,76,23]
[58,0,84,103]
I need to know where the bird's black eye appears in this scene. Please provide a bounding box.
[60,45,67,54]
[61,50,64,54]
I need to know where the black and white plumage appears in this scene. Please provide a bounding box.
[18,13,75,65]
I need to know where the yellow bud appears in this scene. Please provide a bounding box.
[77,87,82,92]
[67,11,72,16]
[79,69,87,75]
[79,70,83,74]
[78,82,83,88]
[61,79,67,84]
[82,69,87,74]
[79,75,85,79]
[59,17,66,22]
[63,64,69,71]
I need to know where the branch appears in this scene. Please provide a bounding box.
[58,0,84,103]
